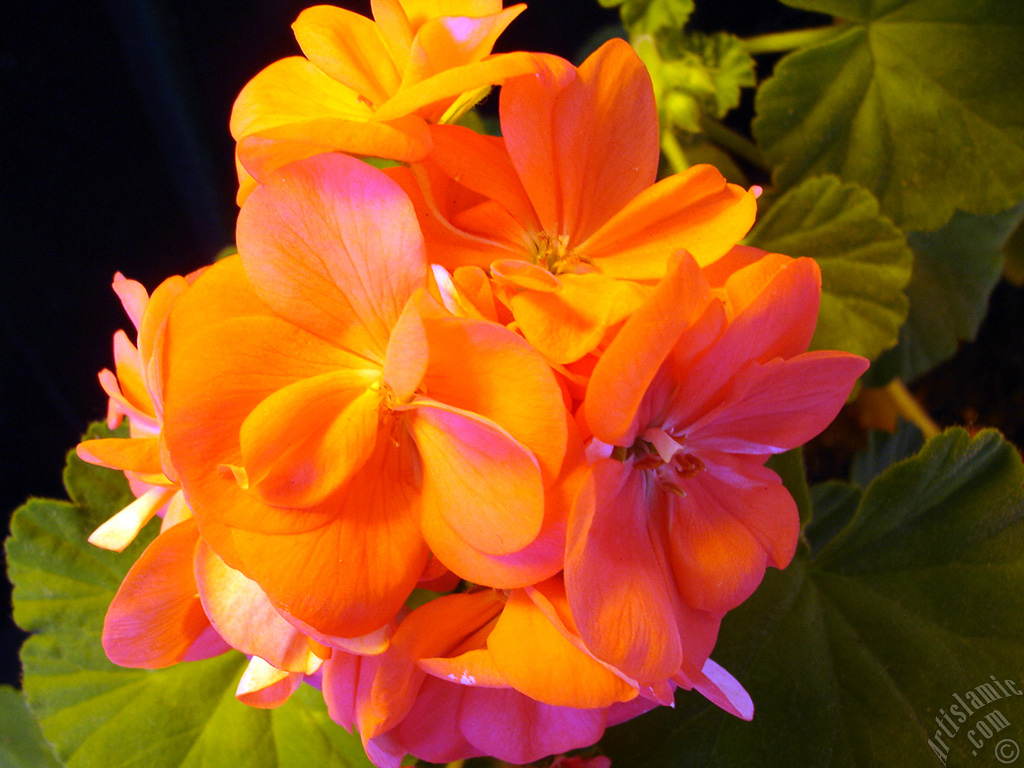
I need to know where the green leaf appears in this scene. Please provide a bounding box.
[746,175,913,361]
[598,0,694,36]
[753,0,1024,231]
[866,203,1024,385]
[5,427,374,768]
[602,428,1024,767]
[849,419,923,489]
[0,686,64,768]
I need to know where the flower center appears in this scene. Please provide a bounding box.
[528,231,594,275]
[612,426,706,496]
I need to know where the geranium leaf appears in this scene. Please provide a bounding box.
[752,0,1024,231]
[866,203,1024,385]
[746,175,912,361]
[602,428,1024,767]
[5,425,374,768]
[0,686,64,768]
[848,419,923,489]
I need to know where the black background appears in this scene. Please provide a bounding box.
[7,0,972,694]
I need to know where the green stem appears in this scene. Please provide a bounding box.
[886,380,941,440]
[742,25,844,55]
[660,128,689,174]
[699,117,770,172]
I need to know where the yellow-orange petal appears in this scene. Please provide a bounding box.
[165,313,373,535]
[581,165,757,279]
[510,271,649,365]
[111,331,151,417]
[231,57,372,139]
[377,51,538,122]
[292,5,401,107]
[88,485,174,552]
[217,431,429,639]
[502,40,658,241]
[424,125,537,233]
[491,259,560,292]
[77,436,163,476]
[487,589,637,708]
[137,275,190,387]
[409,401,544,556]
[238,372,381,509]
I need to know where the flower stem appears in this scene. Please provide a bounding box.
[660,128,689,174]
[742,25,844,55]
[885,380,941,439]
[698,117,770,173]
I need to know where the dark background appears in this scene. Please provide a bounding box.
[10,0,1013,695]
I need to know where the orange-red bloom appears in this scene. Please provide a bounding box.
[163,154,568,643]
[393,38,756,363]
[568,249,869,684]
[231,0,538,202]
[323,586,750,767]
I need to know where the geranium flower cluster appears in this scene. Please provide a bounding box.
[77,2,868,765]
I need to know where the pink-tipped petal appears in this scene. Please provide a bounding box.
[566,460,682,683]
[411,402,544,556]
[236,656,304,709]
[237,153,427,359]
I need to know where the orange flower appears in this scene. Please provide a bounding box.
[567,250,868,684]
[231,0,537,202]
[324,584,751,767]
[162,154,568,643]
[393,38,756,363]
[76,273,199,551]
[103,514,329,708]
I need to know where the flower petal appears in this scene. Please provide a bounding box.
[77,436,163,476]
[383,293,429,401]
[165,313,372,535]
[237,153,427,358]
[236,656,304,709]
[684,351,869,455]
[420,313,567,483]
[223,431,429,639]
[237,371,381,508]
[582,165,757,277]
[509,271,649,365]
[363,591,503,739]
[410,402,544,556]
[102,519,230,668]
[583,252,711,445]
[194,538,320,673]
[377,52,538,122]
[292,5,401,106]
[566,460,682,683]
[458,686,606,765]
[502,40,657,242]
[487,588,637,708]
